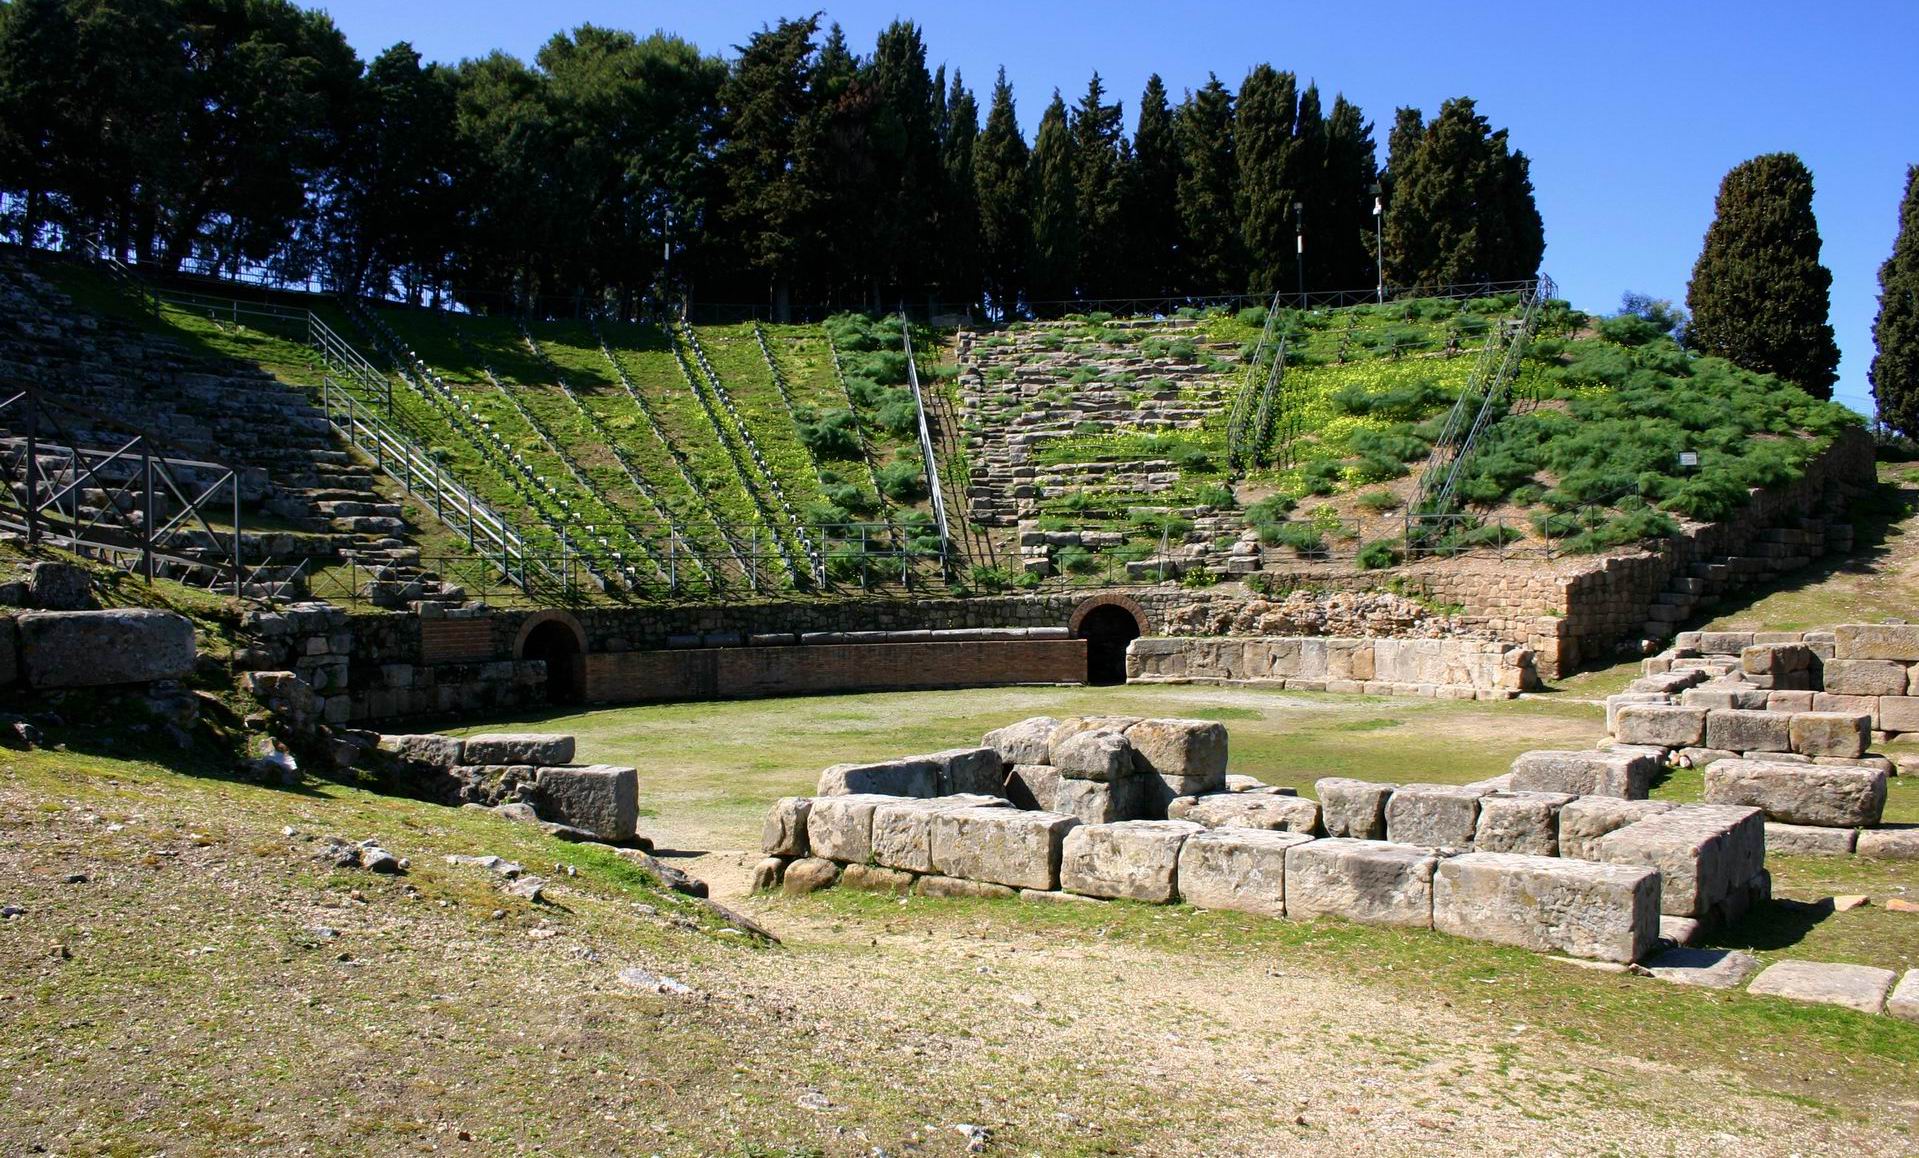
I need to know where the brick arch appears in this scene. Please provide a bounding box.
[512,610,587,658]
[1069,593,1149,638]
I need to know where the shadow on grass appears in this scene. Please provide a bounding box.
[1707,896,1837,953]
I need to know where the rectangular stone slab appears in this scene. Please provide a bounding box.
[930,807,1081,890]
[1385,783,1487,848]
[1433,852,1661,963]
[1510,750,1658,800]
[1168,793,1320,833]
[1315,778,1393,839]
[1704,710,1792,755]
[464,733,576,765]
[18,608,196,687]
[1123,718,1228,779]
[1832,624,1919,662]
[1704,759,1887,827]
[1176,829,1315,917]
[1558,798,1678,863]
[1593,804,1763,918]
[870,795,1010,873]
[816,758,939,798]
[762,796,812,856]
[981,716,1059,766]
[1473,791,1577,856]
[1060,820,1203,903]
[1283,838,1438,929]
[1747,959,1897,1014]
[805,793,903,863]
[1763,822,1858,856]
[1612,704,1707,748]
[1787,712,1870,759]
[532,764,636,842]
[927,747,1007,796]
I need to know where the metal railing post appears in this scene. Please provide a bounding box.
[141,446,155,583]
[23,389,37,545]
[231,479,242,599]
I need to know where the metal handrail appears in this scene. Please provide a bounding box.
[899,314,951,573]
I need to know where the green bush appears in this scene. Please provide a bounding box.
[1180,568,1219,588]
[876,393,920,439]
[798,408,862,459]
[876,460,928,502]
[1057,545,1099,574]
[1328,378,1449,420]
[1357,489,1401,513]
[1244,493,1297,523]
[1350,424,1430,463]
[1357,539,1402,569]
[1195,484,1235,510]
[1301,459,1344,496]
[969,564,1011,591]
[1262,522,1325,554]
[822,481,878,516]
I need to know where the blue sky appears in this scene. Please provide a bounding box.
[304,0,1917,417]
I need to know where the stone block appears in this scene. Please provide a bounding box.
[1473,791,1576,856]
[1764,822,1858,856]
[1510,750,1659,800]
[1646,947,1762,990]
[1315,778,1393,839]
[1812,693,1879,728]
[928,747,1006,796]
[1747,960,1896,1014]
[1283,839,1438,929]
[1046,716,1141,760]
[1705,709,1793,754]
[749,856,786,892]
[17,609,196,688]
[1060,820,1202,903]
[839,863,915,894]
[930,807,1081,890]
[1052,729,1136,781]
[805,793,900,863]
[26,561,95,609]
[1593,804,1764,918]
[1680,686,1770,711]
[1175,829,1314,917]
[1434,853,1660,963]
[1788,712,1870,759]
[1878,696,1919,734]
[1832,624,1919,662]
[1890,971,1919,1024]
[1384,783,1487,848]
[1821,659,1908,697]
[1168,793,1320,833]
[377,733,465,768]
[1697,631,1755,655]
[914,875,1015,900]
[1051,776,1156,825]
[1123,718,1228,781]
[781,857,839,894]
[762,797,811,856]
[1613,704,1707,748]
[1856,825,1919,860]
[1605,693,1671,732]
[982,716,1059,766]
[533,765,637,842]
[1704,759,1886,827]
[816,757,939,798]
[870,795,1009,873]
[464,733,575,765]
[1767,691,1816,714]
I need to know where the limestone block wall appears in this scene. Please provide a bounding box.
[1125,635,1537,700]
[581,639,1088,704]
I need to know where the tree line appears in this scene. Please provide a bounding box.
[0,1,1546,318]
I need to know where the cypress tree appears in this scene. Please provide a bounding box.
[1235,64,1297,297]
[864,21,940,304]
[973,68,1028,315]
[1027,90,1078,308]
[714,16,821,317]
[938,70,982,311]
[1382,98,1542,289]
[1379,106,1426,287]
[1288,83,1327,291]
[807,23,871,307]
[1070,72,1126,299]
[1320,94,1379,290]
[1125,74,1180,298]
[1871,166,1919,435]
[1686,152,1841,399]
[1175,75,1239,294]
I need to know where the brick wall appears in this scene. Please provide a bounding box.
[583,639,1088,704]
[419,618,493,664]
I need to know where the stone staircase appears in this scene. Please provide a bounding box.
[1640,522,1853,640]
[0,253,464,605]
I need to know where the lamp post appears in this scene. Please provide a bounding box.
[1370,180,1385,303]
[1293,200,1305,309]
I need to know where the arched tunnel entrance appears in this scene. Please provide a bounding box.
[518,615,586,706]
[1075,603,1144,686]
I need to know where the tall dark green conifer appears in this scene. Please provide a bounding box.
[938,71,981,310]
[1124,74,1180,297]
[1027,91,1078,307]
[1379,107,1426,286]
[1687,152,1841,399]
[1289,83,1327,291]
[1235,65,1297,296]
[1382,98,1541,289]
[1175,75,1239,294]
[973,68,1028,314]
[1069,72,1125,297]
[714,16,820,316]
[863,21,940,304]
[1321,94,1379,290]
[1873,167,1919,434]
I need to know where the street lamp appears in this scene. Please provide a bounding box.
[1370,180,1385,303]
[1293,200,1305,309]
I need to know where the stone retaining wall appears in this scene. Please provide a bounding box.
[582,639,1088,703]
[1125,636,1537,700]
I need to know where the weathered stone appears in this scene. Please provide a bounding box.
[1123,718,1228,780]
[749,857,786,892]
[376,733,464,768]
[463,733,575,765]
[1175,829,1314,917]
[870,795,1008,873]
[533,764,637,842]
[1060,820,1202,903]
[1473,791,1576,856]
[1680,685,1771,712]
[1764,822,1858,856]
[1283,838,1438,929]
[1384,783,1487,848]
[1832,623,1919,662]
[1050,775,1155,824]
[839,863,916,894]
[1856,826,1919,860]
[1510,750,1659,800]
[26,561,95,610]
[914,875,1016,900]
[1766,691,1816,714]
[1612,704,1707,748]
[805,793,900,863]
[1822,659,1909,697]
[1746,959,1896,1014]
[1046,716,1142,759]
[1225,774,1274,793]
[816,757,938,798]
[1051,729,1136,782]
[928,747,1006,796]
[1878,695,1919,733]
[1594,804,1764,918]
[762,797,812,857]
[1659,915,1703,946]
[1788,712,1870,759]
[1704,710,1793,754]
[1697,631,1756,656]
[1168,793,1320,833]
[1890,971,1919,1023]
[1433,853,1660,963]
[1004,763,1061,811]
[1315,778,1394,839]
[1645,947,1762,989]
[930,807,1081,890]
[1605,693,1672,732]
[781,857,839,895]
[1019,887,1104,905]
[982,716,1059,766]
[17,609,195,688]
[1704,759,1886,827]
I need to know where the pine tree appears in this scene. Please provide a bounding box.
[938,70,982,311]
[973,68,1028,315]
[1687,152,1841,399]
[1027,91,1078,308]
[1382,98,1542,289]
[713,16,821,317]
[1069,72,1126,298]
[1871,166,1919,434]
[1379,106,1426,287]
[864,20,940,305]
[1288,83,1327,292]
[1175,75,1239,294]
[1124,74,1180,297]
[1235,64,1297,297]
[1320,94,1379,290]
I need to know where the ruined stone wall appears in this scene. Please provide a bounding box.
[583,639,1087,704]
[1126,636,1536,700]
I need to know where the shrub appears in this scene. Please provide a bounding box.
[1358,489,1401,513]
[968,564,1011,591]
[1357,539,1402,569]
[1244,493,1297,523]
[876,460,928,502]
[1262,522,1325,554]
[876,393,920,439]
[1195,484,1235,510]
[798,408,862,459]
[1328,378,1449,420]
[1057,545,1099,574]
[822,481,878,515]
[1349,424,1430,463]
[1180,568,1219,588]
[1301,459,1344,496]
